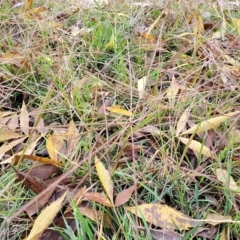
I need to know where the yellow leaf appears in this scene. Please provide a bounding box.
[95,156,113,204]
[26,191,67,240]
[46,131,65,160]
[125,203,200,231]
[25,0,33,11]
[179,137,217,159]
[215,168,240,195]
[181,111,239,135]
[20,101,29,135]
[231,18,240,35]
[0,129,22,142]
[31,7,47,14]
[106,33,115,49]
[106,105,133,117]
[176,107,189,136]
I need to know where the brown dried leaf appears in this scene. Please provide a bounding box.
[176,107,189,136]
[23,164,61,181]
[150,229,181,240]
[7,113,19,130]
[26,180,59,217]
[215,168,240,196]
[115,185,135,207]
[204,212,232,226]
[84,192,113,207]
[35,118,47,134]
[1,134,43,164]
[0,52,29,68]
[65,120,80,155]
[79,207,112,229]
[0,136,27,159]
[65,186,86,214]
[12,166,45,194]
[20,101,29,135]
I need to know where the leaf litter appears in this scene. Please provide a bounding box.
[1,0,240,239]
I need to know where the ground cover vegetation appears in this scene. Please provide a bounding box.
[0,0,240,239]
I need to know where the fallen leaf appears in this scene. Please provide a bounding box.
[1,134,43,164]
[150,229,181,240]
[0,52,29,68]
[179,137,217,159]
[166,75,180,100]
[137,76,148,100]
[46,131,65,161]
[65,121,80,155]
[20,101,29,135]
[84,192,113,207]
[196,226,217,239]
[25,0,33,11]
[0,111,14,118]
[65,186,86,214]
[0,129,22,142]
[13,155,63,167]
[140,125,161,135]
[231,18,240,35]
[40,211,75,240]
[98,98,113,114]
[30,7,47,14]
[181,111,239,135]
[23,164,61,181]
[176,107,189,136]
[115,185,135,207]
[215,168,240,195]
[106,33,116,49]
[204,212,232,226]
[95,156,113,204]
[0,137,27,159]
[26,185,57,217]
[125,203,200,231]
[106,105,133,117]
[35,118,47,134]
[26,191,67,240]
[12,166,45,194]
[79,207,112,229]
[7,113,19,130]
